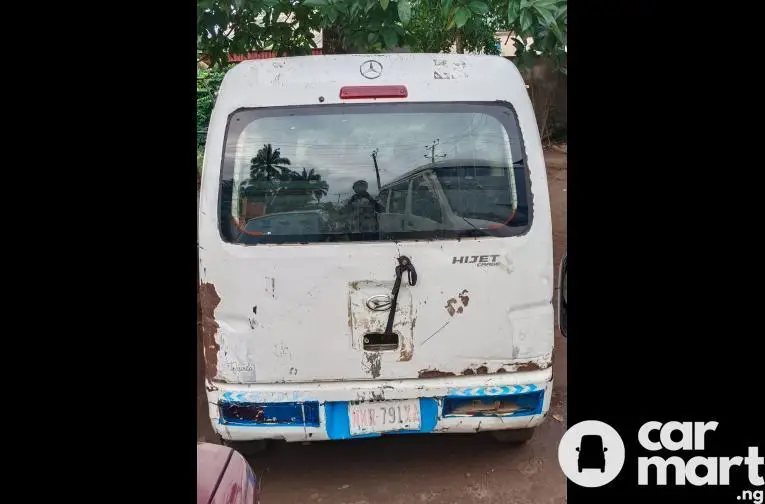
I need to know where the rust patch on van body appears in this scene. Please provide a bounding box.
[418,369,456,378]
[199,282,221,379]
[445,298,458,316]
[516,362,542,372]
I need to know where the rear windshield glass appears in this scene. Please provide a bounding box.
[219,102,531,245]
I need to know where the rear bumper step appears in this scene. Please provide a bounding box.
[208,369,553,442]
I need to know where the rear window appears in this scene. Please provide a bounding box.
[218,102,531,245]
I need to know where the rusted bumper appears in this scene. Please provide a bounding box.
[207,368,553,442]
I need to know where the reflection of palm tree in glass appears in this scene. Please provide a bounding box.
[250,144,291,181]
[294,168,329,202]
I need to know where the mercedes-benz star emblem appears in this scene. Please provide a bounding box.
[360,60,383,80]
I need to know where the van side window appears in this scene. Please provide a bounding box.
[411,175,442,223]
[389,182,409,214]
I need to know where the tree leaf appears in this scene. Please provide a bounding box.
[382,27,398,48]
[398,0,412,25]
[303,0,328,5]
[520,8,532,32]
[468,1,489,14]
[380,0,389,11]
[556,4,567,18]
[550,22,564,42]
[507,1,520,24]
[534,5,556,26]
[441,0,453,17]
[455,6,471,28]
[533,0,561,7]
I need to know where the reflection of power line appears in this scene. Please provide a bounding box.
[424,139,447,164]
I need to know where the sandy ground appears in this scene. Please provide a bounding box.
[239,150,568,504]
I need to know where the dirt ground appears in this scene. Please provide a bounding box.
[235,149,568,504]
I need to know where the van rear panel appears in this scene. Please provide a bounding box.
[199,54,553,386]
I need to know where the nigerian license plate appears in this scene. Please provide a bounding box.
[348,399,421,436]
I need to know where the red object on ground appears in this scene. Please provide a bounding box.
[197,443,259,504]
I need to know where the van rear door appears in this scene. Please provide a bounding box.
[198,54,554,385]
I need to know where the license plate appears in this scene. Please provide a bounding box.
[348,399,421,436]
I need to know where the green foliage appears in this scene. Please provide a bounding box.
[198,0,321,67]
[198,0,415,65]
[198,0,565,71]
[197,68,228,149]
[304,0,414,53]
[434,0,565,71]
[505,0,566,73]
[408,0,500,55]
[407,2,454,52]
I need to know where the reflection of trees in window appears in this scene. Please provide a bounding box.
[250,143,291,181]
[292,168,329,203]
[240,144,331,216]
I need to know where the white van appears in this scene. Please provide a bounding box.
[199,53,555,453]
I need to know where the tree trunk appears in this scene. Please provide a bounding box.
[455,31,465,54]
[323,26,348,54]
[528,57,557,144]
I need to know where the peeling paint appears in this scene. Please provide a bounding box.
[364,352,382,378]
[199,282,221,379]
[399,340,413,361]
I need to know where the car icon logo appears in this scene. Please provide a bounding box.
[360,60,383,79]
[576,434,608,473]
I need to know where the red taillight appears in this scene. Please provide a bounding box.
[339,85,408,99]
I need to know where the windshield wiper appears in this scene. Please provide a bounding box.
[459,216,489,236]
[384,256,417,337]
